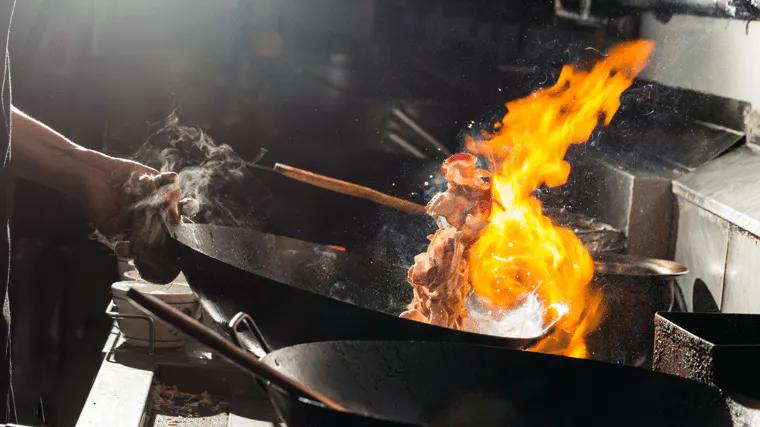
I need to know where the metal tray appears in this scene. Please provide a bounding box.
[653,311,760,398]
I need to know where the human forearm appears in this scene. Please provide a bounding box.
[10,105,116,200]
[8,105,172,236]
[8,105,184,282]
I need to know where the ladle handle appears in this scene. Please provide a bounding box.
[228,311,272,358]
[126,288,346,412]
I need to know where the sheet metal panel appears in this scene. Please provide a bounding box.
[674,145,760,238]
[674,198,730,311]
[722,228,760,313]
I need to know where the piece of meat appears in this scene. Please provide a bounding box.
[461,213,489,243]
[408,228,459,287]
[404,225,470,328]
[426,191,471,228]
[399,309,428,323]
[402,153,492,329]
[441,153,490,192]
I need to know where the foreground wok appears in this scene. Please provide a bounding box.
[170,224,541,353]
[260,340,732,426]
[130,289,728,426]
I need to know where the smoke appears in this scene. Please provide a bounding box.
[134,113,269,228]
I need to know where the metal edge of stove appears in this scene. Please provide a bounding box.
[673,145,760,314]
[565,150,681,258]
[77,327,156,427]
[148,364,281,427]
[76,325,281,427]
[673,145,760,239]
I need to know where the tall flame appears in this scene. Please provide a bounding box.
[466,40,654,357]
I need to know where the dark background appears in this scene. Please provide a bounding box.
[6,1,622,425]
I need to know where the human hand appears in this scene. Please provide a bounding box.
[9,106,193,282]
[82,157,179,238]
[80,154,191,283]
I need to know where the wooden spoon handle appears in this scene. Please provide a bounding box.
[273,163,427,216]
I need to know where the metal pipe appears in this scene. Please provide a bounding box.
[391,108,452,157]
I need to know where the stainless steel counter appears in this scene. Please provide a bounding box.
[672,144,760,314]
[674,145,760,238]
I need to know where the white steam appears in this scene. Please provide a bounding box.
[134,113,269,228]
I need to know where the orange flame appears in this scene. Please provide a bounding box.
[466,40,654,358]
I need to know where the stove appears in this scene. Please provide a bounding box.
[77,324,281,427]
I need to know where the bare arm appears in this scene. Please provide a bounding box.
[11,106,154,195]
[10,105,175,236]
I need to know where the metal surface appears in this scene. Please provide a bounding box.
[594,253,688,276]
[589,254,686,367]
[674,198,730,311]
[77,328,156,427]
[746,109,760,149]
[545,208,627,254]
[722,228,760,313]
[228,312,270,359]
[593,114,745,174]
[77,325,280,427]
[653,312,760,398]
[555,0,608,26]
[614,0,760,19]
[170,224,540,353]
[566,150,677,258]
[105,301,156,355]
[147,365,278,427]
[389,108,452,158]
[260,340,732,426]
[557,81,744,259]
[674,145,760,238]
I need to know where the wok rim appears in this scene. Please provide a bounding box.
[259,340,726,426]
[594,253,688,277]
[171,223,545,346]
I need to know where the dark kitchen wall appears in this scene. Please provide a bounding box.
[6,0,621,424]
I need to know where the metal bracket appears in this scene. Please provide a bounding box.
[745,108,760,150]
[554,0,608,27]
[228,312,271,359]
[105,300,156,354]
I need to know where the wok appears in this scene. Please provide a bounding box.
[588,254,687,367]
[170,223,541,353]
[261,340,732,426]
[128,288,732,427]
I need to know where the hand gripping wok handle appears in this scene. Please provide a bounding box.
[228,312,272,358]
[126,288,346,412]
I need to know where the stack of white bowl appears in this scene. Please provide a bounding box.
[111,264,199,349]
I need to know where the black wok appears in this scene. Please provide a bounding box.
[170,223,541,353]
[129,288,732,427]
[262,340,731,426]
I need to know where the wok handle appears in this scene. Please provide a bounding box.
[126,288,346,412]
[273,163,428,216]
[228,312,272,358]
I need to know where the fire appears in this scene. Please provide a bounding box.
[466,40,654,357]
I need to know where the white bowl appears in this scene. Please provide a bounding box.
[111,281,199,349]
[122,268,188,285]
[117,257,133,280]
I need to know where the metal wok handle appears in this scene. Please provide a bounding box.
[126,288,346,412]
[228,312,272,358]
